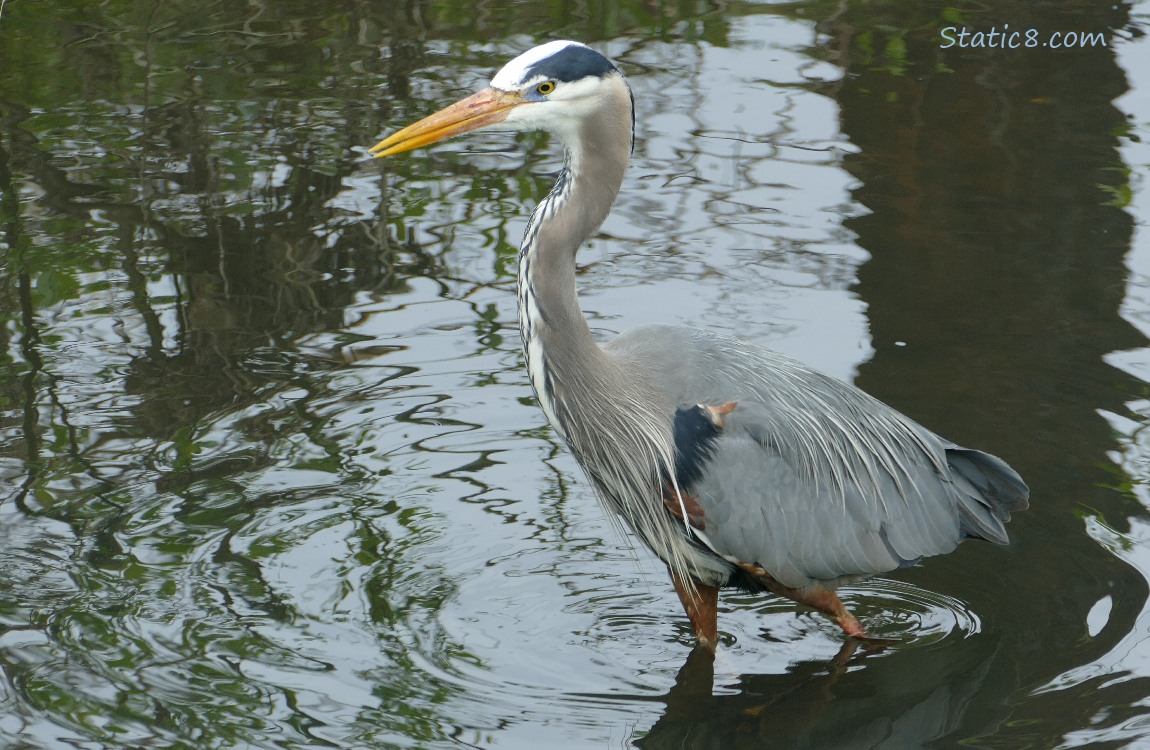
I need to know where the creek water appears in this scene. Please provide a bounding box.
[2,2,1150,747]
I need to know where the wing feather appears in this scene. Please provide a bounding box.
[607,324,1029,592]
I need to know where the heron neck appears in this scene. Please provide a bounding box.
[521,152,626,331]
[516,120,631,434]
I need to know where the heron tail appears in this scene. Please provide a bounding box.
[947,447,1030,544]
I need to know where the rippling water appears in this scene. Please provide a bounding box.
[3,1,1150,748]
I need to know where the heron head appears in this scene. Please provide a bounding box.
[369,40,630,158]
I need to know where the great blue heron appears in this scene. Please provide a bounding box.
[370,40,1028,653]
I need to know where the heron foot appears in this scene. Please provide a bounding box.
[732,561,869,639]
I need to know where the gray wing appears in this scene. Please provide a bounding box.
[606,324,1029,591]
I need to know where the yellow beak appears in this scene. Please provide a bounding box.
[369,87,525,158]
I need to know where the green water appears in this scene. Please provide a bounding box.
[2,1,1150,747]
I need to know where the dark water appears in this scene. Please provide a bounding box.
[2,1,1150,747]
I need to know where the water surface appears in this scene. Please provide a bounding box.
[2,1,1150,747]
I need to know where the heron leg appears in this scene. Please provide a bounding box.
[734,561,865,638]
[670,572,720,654]
[787,587,865,638]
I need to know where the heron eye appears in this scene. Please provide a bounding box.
[536,81,556,95]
